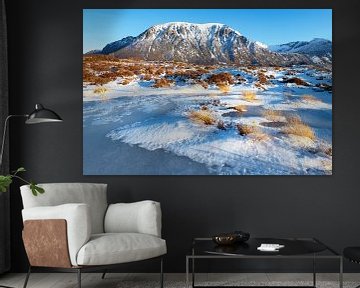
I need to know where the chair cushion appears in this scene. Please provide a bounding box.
[105,201,162,237]
[20,183,108,234]
[76,233,167,266]
[344,247,360,263]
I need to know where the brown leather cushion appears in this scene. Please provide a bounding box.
[23,219,72,268]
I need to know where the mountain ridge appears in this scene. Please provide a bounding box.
[269,38,332,58]
[91,22,330,66]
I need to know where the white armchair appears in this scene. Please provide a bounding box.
[20,183,166,288]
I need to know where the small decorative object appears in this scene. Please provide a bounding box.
[212,230,250,245]
[212,233,238,245]
[257,243,284,252]
[0,167,44,196]
[233,230,250,242]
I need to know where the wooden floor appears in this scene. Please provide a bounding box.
[0,273,359,288]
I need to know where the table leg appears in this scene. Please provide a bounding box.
[339,257,343,288]
[186,257,189,288]
[313,254,316,287]
[192,257,195,288]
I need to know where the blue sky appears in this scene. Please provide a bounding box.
[83,9,332,53]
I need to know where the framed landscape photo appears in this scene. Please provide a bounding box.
[83,9,332,175]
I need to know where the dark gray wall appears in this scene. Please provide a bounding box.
[5,0,360,273]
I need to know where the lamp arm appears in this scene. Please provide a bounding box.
[0,114,28,169]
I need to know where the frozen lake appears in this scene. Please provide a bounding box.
[83,75,332,175]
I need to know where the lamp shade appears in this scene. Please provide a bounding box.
[25,104,63,124]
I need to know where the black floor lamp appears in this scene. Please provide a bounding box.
[0,103,62,288]
[0,103,63,167]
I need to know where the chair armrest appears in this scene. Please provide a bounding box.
[104,200,162,237]
[22,203,91,266]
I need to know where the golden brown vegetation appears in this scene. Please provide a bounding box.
[218,83,231,93]
[189,110,216,125]
[282,114,316,140]
[208,72,234,85]
[93,86,108,100]
[153,78,173,88]
[286,114,302,125]
[236,124,269,141]
[283,77,309,86]
[142,74,152,81]
[121,79,131,85]
[197,80,209,89]
[233,105,247,112]
[242,91,257,102]
[93,86,108,94]
[314,143,332,156]
[302,94,322,103]
[258,72,269,85]
[83,55,228,87]
[262,109,283,122]
[236,124,258,136]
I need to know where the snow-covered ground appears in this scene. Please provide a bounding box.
[83,65,332,175]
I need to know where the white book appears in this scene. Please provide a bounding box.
[257,243,285,251]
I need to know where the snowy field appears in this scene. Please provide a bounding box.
[83,61,332,175]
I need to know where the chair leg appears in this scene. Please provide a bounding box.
[23,266,31,288]
[160,257,164,288]
[101,270,107,279]
[77,269,81,288]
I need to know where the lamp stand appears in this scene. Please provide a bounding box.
[0,114,27,168]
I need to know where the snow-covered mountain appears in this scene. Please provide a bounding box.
[101,36,136,54]
[84,49,102,55]
[97,22,328,66]
[269,38,332,58]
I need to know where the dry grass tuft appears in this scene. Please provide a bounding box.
[282,114,316,140]
[283,77,309,86]
[121,79,131,85]
[236,124,258,136]
[285,114,302,125]
[142,74,152,81]
[302,94,322,103]
[236,124,269,141]
[258,72,269,85]
[198,80,209,89]
[153,78,173,88]
[242,91,257,102]
[93,86,108,100]
[208,72,234,85]
[189,110,216,125]
[316,142,332,156]
[218,83,231,93]
[233,105,247,112]
[324,147,332,156]
[263,109,283,122]
[93,86,108,94]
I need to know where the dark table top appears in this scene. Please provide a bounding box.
[191,238,340,257]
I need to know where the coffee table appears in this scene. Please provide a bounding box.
[186,237,343,288]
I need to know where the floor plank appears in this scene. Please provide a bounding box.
[0,273,359,288]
